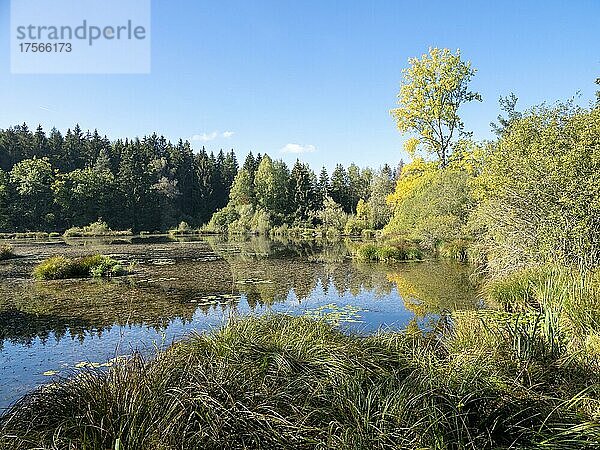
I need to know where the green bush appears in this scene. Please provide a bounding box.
[361,228,377,239]
[356,243,378,261]
[205,206,240,233]
[375,245,404,261]
[169,221,202,236]
[385,166,475,250]
[33,255,128,280]
[343,216,367,236]
[472,104,600,274]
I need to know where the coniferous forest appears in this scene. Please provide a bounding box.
[0,124,394,233]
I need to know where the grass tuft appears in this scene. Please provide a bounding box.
[1,314,598,449]
[63,219,132,238]
[32,255,129,280]
[355,240,423,262]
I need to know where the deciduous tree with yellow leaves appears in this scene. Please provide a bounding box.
[391,48,481,167]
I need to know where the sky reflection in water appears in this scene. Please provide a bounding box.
[0,236,482,411]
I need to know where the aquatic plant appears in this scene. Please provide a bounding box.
[0,232,49,240]
[63,219,132,238]
[33,255,129,280]
[354,240,423,262]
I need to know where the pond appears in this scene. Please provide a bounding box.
[0,235,482,412]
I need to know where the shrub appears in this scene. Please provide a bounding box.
[205,206,240,233]
[376,245,404,261]
[361,229,377,239]
[472,104,600,274]
[385,161,475,250]
[356,243,378,261]
[250,209,271,235]
[343,216,367,236]
[169,221,201,236]
[33,255,128,280]
[317,196,348,232]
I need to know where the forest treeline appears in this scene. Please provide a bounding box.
[0,125,237,231]
[1,48,599,281]
[0,124,397,233]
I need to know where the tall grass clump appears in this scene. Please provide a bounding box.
[355,240,423,262]
[63,219,132,238]
[168,221,203,236]
[0,244,15,260]
[2,315,599,449]
[32,255,128,280]
[483,265,600,377]
[438,239,470,262]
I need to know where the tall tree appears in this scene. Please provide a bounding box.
[254,155,289,216]
[0,169,9,230]
[32,125,49,159]
[491,93,522,137]
[9,158,56,229]
[289,160,313,221]
[330,164,351,213]
[391,48,481,167]
[229,169,254,207]
[368,164,395,229]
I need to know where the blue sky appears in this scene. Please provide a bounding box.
[1,0,598,170]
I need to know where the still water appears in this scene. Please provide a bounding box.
[0,235,482,412]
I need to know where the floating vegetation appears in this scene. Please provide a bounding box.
[235,278,273,285]
[303,303,366,325]
[149,258,176,265]
[0,232,49,240]
[74,361,112,369]
[191,293,241,306]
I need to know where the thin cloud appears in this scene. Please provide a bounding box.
[280,143,316,154]
[191,131,218,142]
[191,130,235,142]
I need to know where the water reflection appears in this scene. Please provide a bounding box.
[0,235,481,410]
